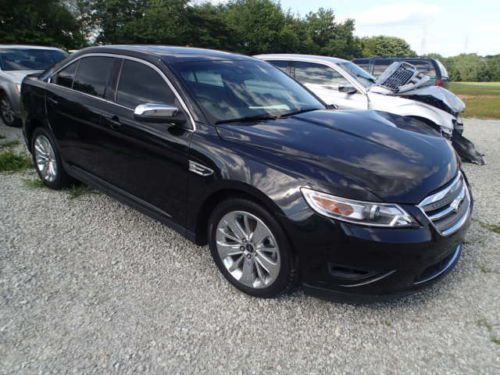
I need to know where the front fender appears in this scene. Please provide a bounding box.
[370,95,456,135]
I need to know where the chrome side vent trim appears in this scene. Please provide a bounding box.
[189,161,214,176]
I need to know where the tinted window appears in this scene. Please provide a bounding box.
[172,60,323,123]
[294,62,350,89]
[0,49,67,71]
[372,59,392,77]
[73,57,114,98]
[408,60,436,77]
[116,60,175,109]
[54,61,78,88]
[268,60,290,74]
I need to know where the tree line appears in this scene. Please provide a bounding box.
[1,0,497,82]
[0,0,414,58]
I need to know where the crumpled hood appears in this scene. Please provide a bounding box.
[369,62,465,114]
[217,110,458,204]
[5,70,43,84]
[397,86,466,114]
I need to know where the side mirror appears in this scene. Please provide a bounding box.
[134,103,185,124]
[338,85,357,95]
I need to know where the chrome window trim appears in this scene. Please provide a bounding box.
[47,52,196,131]
[260,56,367,94]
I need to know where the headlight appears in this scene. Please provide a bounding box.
[301,187,417,227]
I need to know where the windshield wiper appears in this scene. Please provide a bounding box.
[215,114,278,125]
[277,107,320,118]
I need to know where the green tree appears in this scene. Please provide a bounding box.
[360,36,416,57]
[305,9,361,58]
[0,0,86,48]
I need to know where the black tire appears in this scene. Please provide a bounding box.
[0,94,21,127]
[208,198,298,298]
[31,127,72,190]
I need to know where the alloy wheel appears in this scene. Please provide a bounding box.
[34,135,58,183]
[215,210,281,289]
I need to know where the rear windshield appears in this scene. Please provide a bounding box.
[0,49,67,71]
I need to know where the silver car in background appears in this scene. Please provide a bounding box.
[0,45,67,127]
[256,54,484,164]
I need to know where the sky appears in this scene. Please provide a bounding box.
[281,0,500,57]
[208,0,500,57]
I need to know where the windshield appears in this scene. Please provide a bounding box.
[0,49,67,71]
[338,62,376,88]
[171,60,324,123]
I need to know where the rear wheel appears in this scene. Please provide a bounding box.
[31,127,71,189]
[208,198,298,298]
[0,94,19,127]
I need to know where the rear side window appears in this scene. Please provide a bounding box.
[268,60,290,74]
[372,59,392,77]
[73,57,114,98]
[294,62,350,88]
[408,60,436,78]
[116,60,175,109]
[54,61,78,88]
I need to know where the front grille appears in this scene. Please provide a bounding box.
[418,173,471,236]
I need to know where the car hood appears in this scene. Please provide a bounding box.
[4,70,43,84]
[216,110,458,204]
[368,62,465,114]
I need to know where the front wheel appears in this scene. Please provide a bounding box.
[208,198,298,298]
[31,127,72,189]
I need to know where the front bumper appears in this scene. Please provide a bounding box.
[286,184,472,302]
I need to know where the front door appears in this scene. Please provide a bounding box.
[95,58,192,225]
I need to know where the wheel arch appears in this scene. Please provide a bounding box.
[192,184,291,248]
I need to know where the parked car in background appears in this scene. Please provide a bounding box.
[352,56,449,87]
[22,46,471,301]
[0,45,67,127]
[257,54,484,165]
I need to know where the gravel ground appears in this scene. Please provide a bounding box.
[0,119,499,374]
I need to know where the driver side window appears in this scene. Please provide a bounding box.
[293,62,350,91]
[116,60,176,109]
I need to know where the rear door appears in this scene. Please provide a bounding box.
[47,56,117,171]
[96,58,192,224]
[292,61,367,110]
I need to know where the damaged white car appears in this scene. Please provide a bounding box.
[256,54,484,164]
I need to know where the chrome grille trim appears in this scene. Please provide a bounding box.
[418,173,471,237]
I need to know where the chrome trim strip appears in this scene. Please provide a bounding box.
[414,244,462,285]
[428,187,466,221]
[441,189,471,237]
[419,173,462,208]
[46,52,196,131]
[340,270,396,288]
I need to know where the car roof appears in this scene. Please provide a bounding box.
[256,54,350,65]
[76,45,254,63]
[0,45,65,51]
[353,56,435,62]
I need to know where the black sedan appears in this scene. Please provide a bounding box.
[21,46,472,301]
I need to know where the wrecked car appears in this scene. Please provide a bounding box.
[256,54,484,165]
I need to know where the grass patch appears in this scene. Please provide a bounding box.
[0,134,5,139]
[23,178,46,189]
[0,150,32,172]
[67,184,97,200]
[0,140,20,150]
[449,82,500,119]
[477,221,500,234]
[477,319,500,345]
